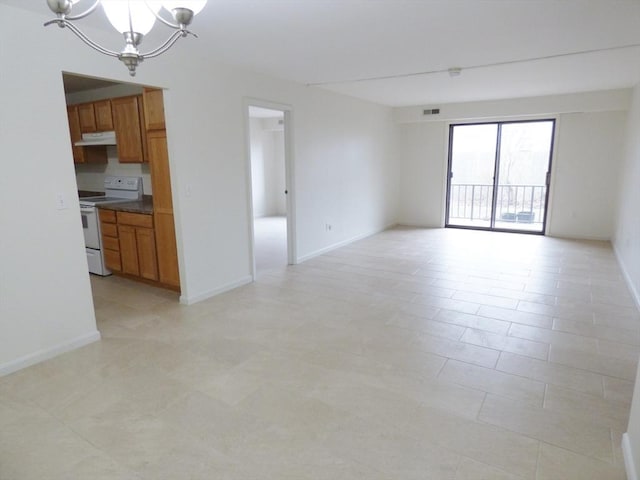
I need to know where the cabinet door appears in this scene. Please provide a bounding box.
[94,100,114,130]
[142,88,166,131]
[147,130,173,211]
[136,228,158,281]
[154,212,180,287]
[104,249,122,272]
[137,95,148,162]
[77,103,97,133]
[112,96,144,163]
[118,225,139,276]
[66,105,85,164]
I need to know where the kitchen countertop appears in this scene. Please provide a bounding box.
[97,195,154,215]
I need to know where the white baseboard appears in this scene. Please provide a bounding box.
[180,275,253,305]
[0,330,101,377]
[297,223,397,263]
[613,243,640,312]
[395,222,443,229]
[623,433,638,480]
[546,232,612,242]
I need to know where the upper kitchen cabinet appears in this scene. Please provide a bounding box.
[76,100,114,133]
[66,105,107,164]
[77,102,97,133]
[93,99,114,131]
[67,105,85,163]
[142,88,166,131]
[112,95,146,163]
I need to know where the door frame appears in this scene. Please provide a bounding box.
[243,98,297,281]
[444,118,556,235]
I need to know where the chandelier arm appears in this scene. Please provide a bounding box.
[44,19,119,58]
[65,0,102,21]
[140,30,186,58]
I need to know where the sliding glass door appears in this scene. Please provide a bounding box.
[446,120,555,234]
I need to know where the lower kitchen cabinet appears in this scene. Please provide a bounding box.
[99,209,161,284]
[99,209,121,272]
[117,212,158,281]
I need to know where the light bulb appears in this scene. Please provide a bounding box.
[162,0,207,16]
[102,0,160,35]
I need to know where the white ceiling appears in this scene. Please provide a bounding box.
[9,0,640,106]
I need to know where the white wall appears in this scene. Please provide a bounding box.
[396,91,628,239]
[615,83,640,480]
[548,111,626,240]
[249,118,286,218]
[272,129,287,215]
[398,122,447,227]
[0,4,398,373]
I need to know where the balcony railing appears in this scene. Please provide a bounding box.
[449,184,546,225]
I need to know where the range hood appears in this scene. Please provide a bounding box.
[75,131,117,146]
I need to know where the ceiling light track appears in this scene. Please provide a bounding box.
[307,43,640,86]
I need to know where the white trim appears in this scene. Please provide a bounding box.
[0,331,101,377]
[623,433,638,480]
[297,223,396,263]
[396,223,442,229]
[546,233,612,242]
[613,244,640,312]
[179,275,253,305]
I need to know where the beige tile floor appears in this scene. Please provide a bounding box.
[1,227,638,479]
[254,216,288,275]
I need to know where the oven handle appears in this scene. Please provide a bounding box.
[80,207,96,214]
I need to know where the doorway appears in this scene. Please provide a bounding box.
[445,119,555,234]
[247,105,293,277]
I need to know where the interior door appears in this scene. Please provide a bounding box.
[445,120,555,234]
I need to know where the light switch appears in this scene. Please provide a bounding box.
[56,193,68,210]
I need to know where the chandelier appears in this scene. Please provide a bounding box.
[44,0,207,76]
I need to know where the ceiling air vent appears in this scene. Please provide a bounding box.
[423,108,441,116]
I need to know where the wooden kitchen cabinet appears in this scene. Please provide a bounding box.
[99,209,121,272]
[118,225,138,276]
[147,130,180,287]
[116,212,158,281]
[112,95,146,163]
[94,99,114,131]
[142,88,166,131]
[77,102,97,133]
[66,105,107,164]
[136,227,159,281]
[67,105,85,164]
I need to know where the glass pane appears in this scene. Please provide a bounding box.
[447,124,498,228]
[495,121,554,232]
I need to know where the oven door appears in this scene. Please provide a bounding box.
[81,206,100,250]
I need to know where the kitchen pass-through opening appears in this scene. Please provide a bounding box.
[445,119,555,234]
